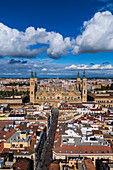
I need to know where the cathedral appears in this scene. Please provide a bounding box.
[30,71,87,106]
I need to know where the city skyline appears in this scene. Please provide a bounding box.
[0,0,113,77]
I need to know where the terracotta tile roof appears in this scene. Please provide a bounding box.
[53,145,112,154]
[13,158,30,170]
[90,109,102,111]
[49,160,60,170]
[0,121,13,129]
[4,128,16,141]
[84,158,96,170]
[0,141,4,153]
[0,128,16,141]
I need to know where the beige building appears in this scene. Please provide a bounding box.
[4,131,31,149]
[88,91,113,108]
[30,71,87,106]
[52,122,113,169]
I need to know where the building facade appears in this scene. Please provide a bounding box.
[30,71,87,106]
[88,92,113,108]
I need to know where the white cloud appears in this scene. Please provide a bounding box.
[46,34,72,58]
[0,23,72,59]
[65,64,113,70]
[41,68,47,71]
[1,11,113,59]
[72,11,113,55]
[0,24,47,58]
[65,64,88,70]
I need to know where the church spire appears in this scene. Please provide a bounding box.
[77,72,80,78]
[31,71,33,78]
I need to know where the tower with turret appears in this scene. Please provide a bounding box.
[29,70,87,105]
[30,71,37,103]
[76,72,81,91]
[82,70,87,102]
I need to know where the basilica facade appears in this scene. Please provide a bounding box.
[30,72,87,106]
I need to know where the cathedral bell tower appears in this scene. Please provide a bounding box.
[30,71,35,103]
[76,72,81,91]
[35,71,37,86]
[82,70,87,102]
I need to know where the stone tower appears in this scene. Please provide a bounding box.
[82,70,87,102]
[30,71,35,103]
[76,72,81,91]
[35,71,37,85]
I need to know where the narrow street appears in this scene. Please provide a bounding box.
[37,108,59,170]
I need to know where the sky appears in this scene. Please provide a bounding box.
[0,0,113,77]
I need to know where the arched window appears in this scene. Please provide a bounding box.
[57,97,60,99]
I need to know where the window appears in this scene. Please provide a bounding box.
[85,151,87,153]
[96,151,98,153]
[80,151,82,153]
[91,151,93,153]
[59,150,62,153]
[37,97,39,99]
[102,151,104,153]
[107,150,109,153]
[57,97,60,99]
[76,150,78,153]
[66,150,67,153]
[70,151,73,153]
